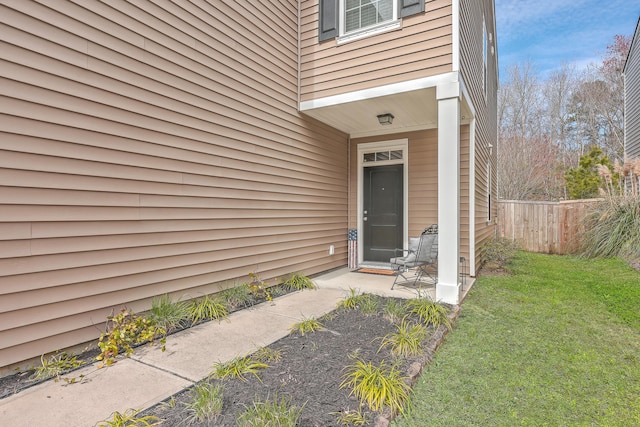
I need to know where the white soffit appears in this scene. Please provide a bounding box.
[300,73,472,137]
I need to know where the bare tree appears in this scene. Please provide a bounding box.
[567,35,630,163]
[498,63,563,200]
[498,35,631,200]
[597,34,630,161]
[544,63,579,171]
[499,62,544,137]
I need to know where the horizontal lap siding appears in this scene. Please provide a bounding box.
[299,0,453,102]
[626,25,640,159]
[0,0,348,369]
[460,0,498,273]
[407,131,438,236]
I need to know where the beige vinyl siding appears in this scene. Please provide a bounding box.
[299,0,454,102]
[348,129,470,268]
[626,21,640,159]
[0,1,348,369]
[406,131,439,236]
[459,0,499,272]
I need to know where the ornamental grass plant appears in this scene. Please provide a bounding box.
[581,158,640,261]
[341,358,410,415]
[148,294,190,332]
[210,355,269,382]
[289,317,324,336]
[183,382,224,424]
[236,395,304,427]
[378,318,428,358]
[581,194,640,260]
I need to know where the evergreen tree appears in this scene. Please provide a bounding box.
[564,147,614,199]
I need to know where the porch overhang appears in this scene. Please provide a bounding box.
[300,72,472,305]
[299,72,472,139]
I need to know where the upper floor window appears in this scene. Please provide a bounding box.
[319,0,425,42]
[483,17,488,99]
[343,0,395,34]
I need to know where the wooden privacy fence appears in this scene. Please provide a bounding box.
[497,199,601,254]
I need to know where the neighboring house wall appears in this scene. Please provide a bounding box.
[0,2,348,369]
[300,0,454,101]
[459,0,498,270]
[625,18,640,160]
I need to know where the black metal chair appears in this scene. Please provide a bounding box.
[390,224,438,290]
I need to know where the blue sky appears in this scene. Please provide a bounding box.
[495,0,640,80]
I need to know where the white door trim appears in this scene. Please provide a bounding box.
[357,139,409,265]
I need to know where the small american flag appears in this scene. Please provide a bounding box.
[348,229,358,270]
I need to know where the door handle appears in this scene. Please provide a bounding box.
[363,217,368,221]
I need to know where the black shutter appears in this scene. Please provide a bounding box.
[319,0,339,42]
[399,0,425,18]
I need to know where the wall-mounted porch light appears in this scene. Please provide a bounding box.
[377,113,394,125]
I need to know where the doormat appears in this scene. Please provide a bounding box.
[356,268,396,276]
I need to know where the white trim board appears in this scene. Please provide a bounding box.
[356,139,409,266]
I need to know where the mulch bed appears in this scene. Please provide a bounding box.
[0,293,459,426]
[141,298,458,426]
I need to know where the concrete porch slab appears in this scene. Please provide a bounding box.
[314,267,435,300]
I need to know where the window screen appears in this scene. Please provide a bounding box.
[345,0,393,33]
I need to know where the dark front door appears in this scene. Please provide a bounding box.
[363,164,403,262]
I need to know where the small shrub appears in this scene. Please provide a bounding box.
[96,308,166,367]
[407,298,451,330]
[247,272,272,302]
[253,346,283,363]
[383,299,408,323]
[148,294,189,332]
[96,409,160,427]
[289,317,324,336]
[188,294,229,325]
[210,355,269,382]
[480,237,519,270]
[30,351,86,383]
[219,282,255,310]
[340,359,410,415]
[358,294,380,315]
[337,288,367,310]
[183,382,224,424]
[282,273,317,291]
[269,285,290,298]
[332,408,368,426]
[378,318,428,357]
[237,395,303,427]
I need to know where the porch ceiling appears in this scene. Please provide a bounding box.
[300,87,472,139]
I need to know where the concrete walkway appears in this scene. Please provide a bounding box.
[0,268,433,427]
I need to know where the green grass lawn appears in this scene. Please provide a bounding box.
[393,252,640,427]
